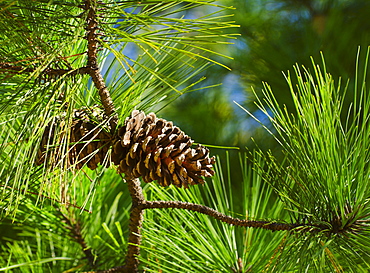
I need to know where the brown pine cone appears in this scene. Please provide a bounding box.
[36,106,112,170]
[111,110,215,188]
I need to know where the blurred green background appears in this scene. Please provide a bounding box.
[159,0,370,156]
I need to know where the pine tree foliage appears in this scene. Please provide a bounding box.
[0,0,236,216]
[0,168,133,271]
[1,0,370,272]
[0,0,237,271]
[239,51,370,272]
[140,153,287,272]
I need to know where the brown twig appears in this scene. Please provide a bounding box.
[123,177,145,273]
[84,0,118,132]
[87,176,146,273]
[88,178,145,273]
[88,180,361,273]
[89,178,145,273]
[142,200,298,231]
[0,63,90,76]
[61,211,96,268]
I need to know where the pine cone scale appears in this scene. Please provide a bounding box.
[36,106,112,170]
[112,110,215,188]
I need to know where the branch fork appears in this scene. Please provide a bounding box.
[111,177,299,273]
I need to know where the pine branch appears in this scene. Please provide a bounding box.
[60,211,96,268]
[122,177,145,273]
[142,200,370,234]
[0,64,90,76]
[142,200,297,231]
[83,0,118,131]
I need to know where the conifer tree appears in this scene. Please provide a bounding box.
[1,1,370,273]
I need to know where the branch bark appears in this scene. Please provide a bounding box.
[86,178,145,273]
[142,200,298,231]
[84,0,118,132]
[93,187,336,273]
[60,211,96,268]
[0,64,90,77]
[123,177,145,273]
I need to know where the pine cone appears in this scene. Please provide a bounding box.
[111,110,215,188]
[36,106,112,170]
